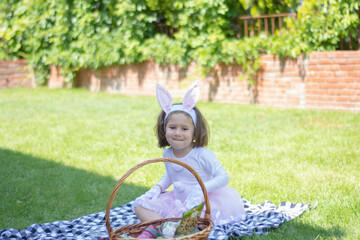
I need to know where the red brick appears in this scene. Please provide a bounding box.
[349,95,360,101]
[339,77,356,83]
[333,59,349,65]
[306,72,321,77]
[309,51,333,59]
[317,59,333,65]
[332,102,358,108]
[348,59,360,64]
[323,78,341,83]
[336,51,360,58]
[336,90,358,96]
[0,60,33,89]
[306,77,325,83]
[307,59,320,65]
[313,72,334,78]
[307,65,324,71]
[348,72,360,77]
[333,96,349,102]
[339,65,360,71]
[333,71,349,77]
[306,89,327,95]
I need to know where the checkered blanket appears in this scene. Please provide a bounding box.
[0,199,313,240]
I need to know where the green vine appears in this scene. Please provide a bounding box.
[0,0,359,85]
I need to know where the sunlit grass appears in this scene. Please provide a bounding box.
[0,88,359,239]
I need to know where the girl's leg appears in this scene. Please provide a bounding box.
[135,206,163,222]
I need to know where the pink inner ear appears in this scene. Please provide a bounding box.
[183,98,195,109]
[160,92,171,112]
[156,84,172,113]
[183,81,199,110]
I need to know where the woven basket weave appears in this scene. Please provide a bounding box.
[105,158,213,240]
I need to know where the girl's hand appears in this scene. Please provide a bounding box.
[184,186,204,210]
[143,184,162,200]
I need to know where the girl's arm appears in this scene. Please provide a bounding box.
[135,169,172,202]
[183,149,229,210]
[156,170,172,192]
[199,149,230,193]
[157,147,174,191]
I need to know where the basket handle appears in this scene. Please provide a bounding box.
[105,158,211,239]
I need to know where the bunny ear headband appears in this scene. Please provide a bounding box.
[156,81,200,126]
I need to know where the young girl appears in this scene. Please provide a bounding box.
[133,81,245,236]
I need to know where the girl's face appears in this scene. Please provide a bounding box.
[165,112,195,158]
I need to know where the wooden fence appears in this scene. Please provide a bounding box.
[231,13,297,38]
[231,11,360,50]
[157,11,360,50]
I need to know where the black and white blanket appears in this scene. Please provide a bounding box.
[0,199,314,240]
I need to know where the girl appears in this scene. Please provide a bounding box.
[133,81,245,236]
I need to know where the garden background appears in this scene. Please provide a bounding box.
[1,0,360,112]
[1,0,360,239]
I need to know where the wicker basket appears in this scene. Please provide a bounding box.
[105,158,213,240]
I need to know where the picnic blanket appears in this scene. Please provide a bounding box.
[0,199,314,240]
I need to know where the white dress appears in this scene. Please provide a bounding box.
[133,147,245,225]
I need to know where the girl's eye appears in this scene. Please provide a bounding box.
[183,128,188,131]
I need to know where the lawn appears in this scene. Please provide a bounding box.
[0,88,359,239]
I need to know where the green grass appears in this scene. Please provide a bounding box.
[0,88,359,239]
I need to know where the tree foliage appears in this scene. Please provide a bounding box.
[238,0,300,15]
[296,0,360,51]
[0,0,359,84]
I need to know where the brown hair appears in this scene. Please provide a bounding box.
[155,105,209,148]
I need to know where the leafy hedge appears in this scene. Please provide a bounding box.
[0,0,359,84]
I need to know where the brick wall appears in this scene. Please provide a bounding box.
[73,51,360,112]
[1,51,359,112]
[48,66,72,88]
[305,51,360,111]
[258,51,360,111]
[0,59,34,88]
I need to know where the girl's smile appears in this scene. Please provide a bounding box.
[165,112,195,158]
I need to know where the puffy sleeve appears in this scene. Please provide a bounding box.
[199,148,229,193]
[156,149,173,191]
[156,171,172,191]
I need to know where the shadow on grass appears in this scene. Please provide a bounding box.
[0,148,148,230]
[242,219,346,240]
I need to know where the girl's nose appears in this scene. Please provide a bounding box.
[175,128,181,135]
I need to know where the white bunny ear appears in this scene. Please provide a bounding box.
[182,81,200,110]
[156,83,172,113]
